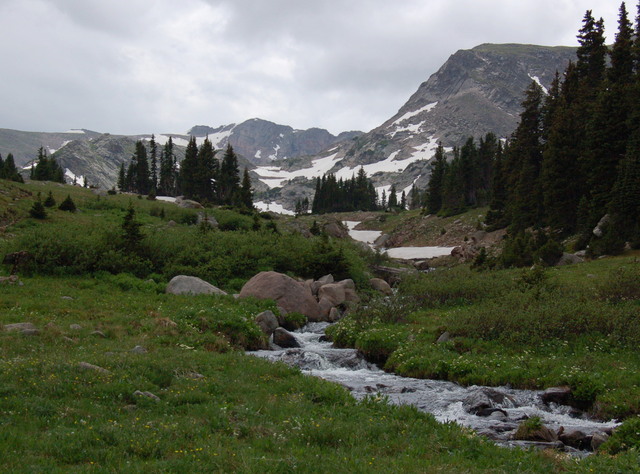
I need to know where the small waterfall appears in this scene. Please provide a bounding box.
[249,323,618,455]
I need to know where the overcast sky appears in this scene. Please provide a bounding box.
[0,0,622,136]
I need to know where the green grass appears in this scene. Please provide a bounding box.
[0,274,596,472]
[329,259,640,424]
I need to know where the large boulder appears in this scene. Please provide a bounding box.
[369,278,393,296]
[176,198,204,209]
[166,276,227,296]
[239,271,322,321]
[336,279,359,303]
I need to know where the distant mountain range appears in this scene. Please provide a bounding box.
[0,43,577,211]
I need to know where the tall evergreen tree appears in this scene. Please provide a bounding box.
[218,144,240,205]
[117,162,126,191]
[31,147,64,183]
[1,153,24,183]
[240,168,254,209]
[158,137,176,196]
[425,143,446,214]
[134,141,151,195]
[388,184,398,209]
[178,136,199,198]
[194,137,217,202]
[149,134,158,193]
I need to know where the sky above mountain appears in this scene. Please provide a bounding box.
[0,0,621,136]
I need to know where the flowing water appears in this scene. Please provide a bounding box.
[250,323,618,455]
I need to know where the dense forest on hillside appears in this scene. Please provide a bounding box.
[423,3,640,261]
[118,136,253,209]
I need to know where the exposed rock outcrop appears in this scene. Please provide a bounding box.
[166,275,227,296]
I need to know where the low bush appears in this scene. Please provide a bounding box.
[601,416,640,454]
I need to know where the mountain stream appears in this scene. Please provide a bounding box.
[249,323,618,455]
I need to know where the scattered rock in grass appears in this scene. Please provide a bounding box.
[556,253,585,266]
[167,220,177,227]
[591,431,609,451]
[0,275,22,285]
[69,324,82,330]
[436,331,451,344]
[176,198,204,209]
[154,318,177,328]
[255,310,279,336]
[197,212,218,229]
[4,322,39,335]
[61,296,73,300]
[78,362,111,374]
[133,390,160,402]
[541,386,572,405]
[369,278,393,296]
[130,345,147,354]
[62,336,76,343]
[273,328,300,348]
[91,330,107,338]
[166,275,227,296]
[414,260,431,271]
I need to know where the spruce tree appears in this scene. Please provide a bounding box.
[121,204,144,252]
[195,137,217,202]
[240,168,254,209]
[2,153,24,183]
[178,136,198,198]
[425,143,446,214]
[43,191,56,208]
[117,163,126,191]
[149,135,158,193]
[388,185,398,209]
[158,137,176,196]
[219,144,240,205]
[134,141,151,195]
[58,194,76,212]
[29,198,47,219]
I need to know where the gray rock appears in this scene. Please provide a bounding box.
[130,345,147,354]
[558,428,590,450]
[369,278,393,296]
[133,390,160,402]
[318,297,334,321]
[255,310,279,336]
[166,275,227,296]
[591,431,609,451]
[336,279,359,303]
[239,271,322,321]
[69,324,82,330]
[373,234,392,248]
[593,214,610,237]
[4,322,37,332]
[61,296,73,300]
[273,328,300,348]
[328,307,342,322]
[541,386,571,405]
[197,212,219,228]
[91,330,107,338]
[318,283,346,306]
[436,331,451,344]
[78,362,111,374]
[556,253,584,266]
[317,274,334,285]
[176,198,204,209]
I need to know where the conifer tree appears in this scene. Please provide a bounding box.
[117,162,126,191]
[29,198,47,219]
[178,136,199,198]
[1,153,24,183]
[149,134,158,193]
[134,141,151,195]
[58,194,76,212]
[158,137,176,196]
[388,185,398,209]
[240,168,254,209]
[219,144,240,205]
[194,137,217,202]
[425,143,446,214]
[31,147,65,183]
[43,191,56,208]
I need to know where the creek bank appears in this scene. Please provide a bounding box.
[249,323,618,456]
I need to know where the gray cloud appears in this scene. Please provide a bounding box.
[0,0,621,135]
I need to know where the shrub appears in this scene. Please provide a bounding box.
[595,264,640,303]
[282,312,307,331]
[600,416,640,454]
[355,327,405,364]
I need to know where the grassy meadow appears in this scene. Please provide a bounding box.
[1,179,640,471]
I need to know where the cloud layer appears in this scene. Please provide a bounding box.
[0,0,621,135]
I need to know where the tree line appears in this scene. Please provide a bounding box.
[482,3,640,254]
[118,135,253,210]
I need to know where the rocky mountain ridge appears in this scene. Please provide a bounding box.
[252,44,577,211]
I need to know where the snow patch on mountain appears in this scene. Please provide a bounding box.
[392,102,438,126]
[254,152,341,188]
[254,200,295,215]
[528,74,549,94]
